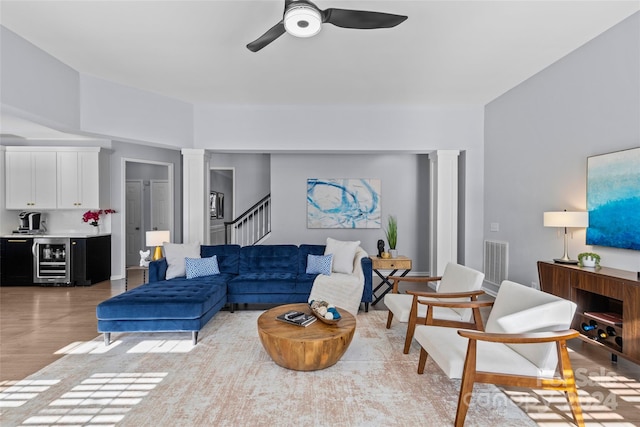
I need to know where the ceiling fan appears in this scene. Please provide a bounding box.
[246,0,407,52]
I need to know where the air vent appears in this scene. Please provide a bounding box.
[483,240,508,287]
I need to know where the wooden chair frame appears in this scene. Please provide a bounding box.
[385,276,487,354]
[414,296,584,427]
[453,329,584,427]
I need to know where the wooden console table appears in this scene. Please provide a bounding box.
[370,256,412,306]
[538,261,639,364]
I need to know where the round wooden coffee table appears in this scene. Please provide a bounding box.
[257,303,356,371]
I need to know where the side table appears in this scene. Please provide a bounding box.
[125,266,148,290]
[370,256,412,305]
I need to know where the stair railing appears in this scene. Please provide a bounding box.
[224,194,271,246]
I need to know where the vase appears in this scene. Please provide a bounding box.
[93,225,100,235]
[389,249,398,258]
[582,257,596,268]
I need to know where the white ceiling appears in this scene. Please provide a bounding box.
[1,0,639,138]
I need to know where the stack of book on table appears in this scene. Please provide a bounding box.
[276,310,317,327]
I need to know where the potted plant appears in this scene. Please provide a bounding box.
[578,252,601,268]
[385,215,398,258]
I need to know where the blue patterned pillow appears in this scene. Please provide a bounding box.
[306,254,333,276]
[185,255,220,279]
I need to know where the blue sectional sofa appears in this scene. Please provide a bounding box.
[97,244,372,344]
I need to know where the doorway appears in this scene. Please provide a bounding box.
[125,160,174,267]
[210,168,234,245]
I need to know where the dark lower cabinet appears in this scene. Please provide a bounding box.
[71,235,111,286]
[1,235,110,286]
[1,238,34,286]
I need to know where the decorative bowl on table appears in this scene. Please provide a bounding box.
[309,300,341,324]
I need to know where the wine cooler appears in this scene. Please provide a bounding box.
[32,237,71,284]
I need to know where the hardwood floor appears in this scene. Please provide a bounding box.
[0,280,125,381]
[1,280,638,425]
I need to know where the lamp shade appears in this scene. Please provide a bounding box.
[543,211,589,228]
[146,230,170,247]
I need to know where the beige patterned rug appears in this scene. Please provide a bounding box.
[1,310,535,426]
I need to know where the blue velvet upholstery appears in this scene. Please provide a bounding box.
[239,245,298,273]
[97,275,228,319]
[97,243,372,343]
[149,257,168,282]
[297,244,325,274]
[200,244,240,274]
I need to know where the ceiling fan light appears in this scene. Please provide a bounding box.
[284,6,322,38]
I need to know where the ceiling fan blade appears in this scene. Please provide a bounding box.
[247,21,286,52]
[323,8,407,29]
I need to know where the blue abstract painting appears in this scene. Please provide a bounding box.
[586,147,640,250]
[307,179,381,229]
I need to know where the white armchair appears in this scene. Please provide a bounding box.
[414,280,584,427]
[384,262,486,353]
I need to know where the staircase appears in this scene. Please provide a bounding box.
[225,194,271,246]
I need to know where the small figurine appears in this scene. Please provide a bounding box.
[377,239,385,257]
[139,249,150,267]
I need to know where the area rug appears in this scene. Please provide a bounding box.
[0,310,535,426]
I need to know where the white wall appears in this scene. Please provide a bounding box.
[80,75,194,148]
[0,27,80,131]
[194,104,482,151]
[484,12,640,287]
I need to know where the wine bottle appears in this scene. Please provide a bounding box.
[606,326,616,336]
[597,329,608,339]
[615,336,623,348]
[581,320,597,331]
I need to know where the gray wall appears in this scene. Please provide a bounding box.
[484,12,640,287]
[268,153,432,273]
[210,153,271,216]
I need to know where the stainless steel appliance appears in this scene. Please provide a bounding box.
[32,237,71,284]
[17,211,42,233]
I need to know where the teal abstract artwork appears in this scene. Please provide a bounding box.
[587,147,640,250]
[307,179,381,228]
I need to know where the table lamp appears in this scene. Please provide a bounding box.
[146,230,170,261]
[543,211,589,264]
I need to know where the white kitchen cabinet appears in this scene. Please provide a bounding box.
[6,150,57,209]
[57,149,101,209]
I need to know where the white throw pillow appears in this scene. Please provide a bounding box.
[324,237,361,274]
[163,242,201,279]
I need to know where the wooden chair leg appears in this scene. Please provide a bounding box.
[403,315,418,354]
[455,339,477,427]
[558,340,585,427]
[386,311,394,329]
[418,347,429,374]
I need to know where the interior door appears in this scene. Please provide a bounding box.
[125,180,143,266]
[150,180,171,233]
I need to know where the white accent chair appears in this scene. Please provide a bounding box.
[414,280,584,427]
[384,262,486,353]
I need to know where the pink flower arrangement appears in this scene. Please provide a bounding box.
[82,209,116,227]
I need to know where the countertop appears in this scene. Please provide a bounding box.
[3,233,111,239]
